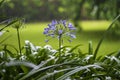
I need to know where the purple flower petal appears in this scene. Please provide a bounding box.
[49,33,54,37]
[62,20,66,27]
[51,20,57,26]
[43,28,49,34]
[58,30,63,35]
[60,20,66,25]
[70,34,76,38]
[62,20,66,25]
[50,26,56,30]
[48,24,52,28]
[44,28,49,30]
[68,23,76,30]
[43,31,48,34]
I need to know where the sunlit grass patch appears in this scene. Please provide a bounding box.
[81,20,110,31]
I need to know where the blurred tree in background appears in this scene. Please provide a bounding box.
[0,0,119,23]
[0,0,64,22]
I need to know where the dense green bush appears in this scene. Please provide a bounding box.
[0,40,120,80]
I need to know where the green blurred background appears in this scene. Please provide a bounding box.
[0,0,120,56]
[0,0,119,22]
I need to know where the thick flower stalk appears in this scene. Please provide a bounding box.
[43,20,76,58]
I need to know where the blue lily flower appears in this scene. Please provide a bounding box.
[43,20,76,42]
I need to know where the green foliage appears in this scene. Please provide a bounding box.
[0,19,120,80]
[93,14,120,60]
[0,40,120,80]
[0,0,120,79]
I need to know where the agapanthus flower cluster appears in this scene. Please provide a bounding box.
[43,20,76,42]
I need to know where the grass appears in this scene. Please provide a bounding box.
[0,21,120,56]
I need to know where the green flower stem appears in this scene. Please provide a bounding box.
[17,28,21,55]
[59,34,62,58]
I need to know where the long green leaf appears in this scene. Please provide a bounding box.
[115,50,120,58]
[68,44,82,53]
[2,43,19,53]
[88,41,93,55]
[0,35,11,44]
[37,67,76,80]
[82,74,106,80]
[99,51,116,62]
[57,46,70,51]
[0,18,19,31]
[30,58,54,72]
[19,61,73,80]
[93,14,120,60]
[5,61,37,68]
[56,64,102,80]
[3,49,14,58]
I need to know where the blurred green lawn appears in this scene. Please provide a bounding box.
[1,21,120,56]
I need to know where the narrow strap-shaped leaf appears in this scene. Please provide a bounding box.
[30,58,54,72]
[0,18,11,24]
[88,41,93,55]
[19,61,73,80]
[93,14,120,60]
[56,64,102,80]
[0,18,19,31]
[2,43,19,53]
[57,46,70,51]
[115,50,120,58]
[37,67,76,80]
[5,61,37,68]
[82,74,107,80]
[68,44,82,53]
[3,49,14,58]
[100,51,116,62]
[0,35,11,44]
